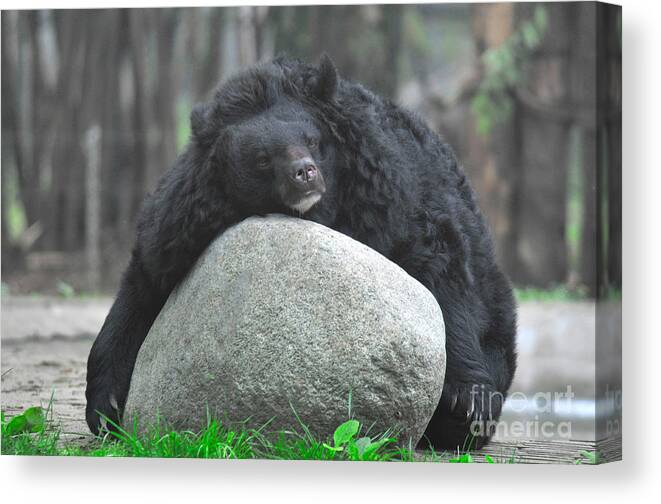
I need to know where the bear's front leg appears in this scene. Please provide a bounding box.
[429,378,504,450]
[416,284,506,450]
[85,259,166,435]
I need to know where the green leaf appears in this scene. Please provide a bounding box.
[534,6,548,32]
[322,442,343,452]
[5,407,45,435]
[345,441,360,460]
[354,436,372,457]
[484,454,495,464]
[362,437,395,459]
[333,419,360,448]
[23,406,45,426]
[579,450,599,464]
[522,23,541,49]
[6,415,28,435]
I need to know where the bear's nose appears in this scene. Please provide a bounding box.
[291,157,318,184]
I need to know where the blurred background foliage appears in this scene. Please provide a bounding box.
[1,3,621,299]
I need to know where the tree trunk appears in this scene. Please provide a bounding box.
[193,8,225,100]
[149,10,179,191]
[598,4,622,295]
[238,6,258,67]
[512,2,573,286]
[307,5,403,99]
[1,12,22,271]
[83,125,102,291]
[572,3,598,295]
[464,3,520,275]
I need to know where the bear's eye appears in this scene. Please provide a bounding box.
[306,137,319,150]
[256,153,270,170]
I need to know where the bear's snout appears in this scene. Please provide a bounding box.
[276,149,326,213]
[291,157,319,184]
[281,147,326,197]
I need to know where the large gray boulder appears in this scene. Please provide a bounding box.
[124,215,445,446]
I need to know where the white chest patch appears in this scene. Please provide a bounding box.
[289,193,322,213]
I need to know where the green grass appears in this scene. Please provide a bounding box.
[514,285,589,303]
[604,287,622,301]
[1,405,515,462]
[0,405,416,461]
[574,449,600,465]
[518,284,623,303]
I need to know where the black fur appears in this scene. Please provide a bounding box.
[86,56,517,450]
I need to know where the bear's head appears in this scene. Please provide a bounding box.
[189,55,341,217]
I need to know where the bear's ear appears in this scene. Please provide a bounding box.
[309,53,338,102]
[190,102,210,139]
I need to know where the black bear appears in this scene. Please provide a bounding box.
[86,55,517,450]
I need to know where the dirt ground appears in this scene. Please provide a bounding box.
[1,296,605,444]
[1,297,110,443]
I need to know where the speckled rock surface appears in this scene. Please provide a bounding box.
[123,215,446,446]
